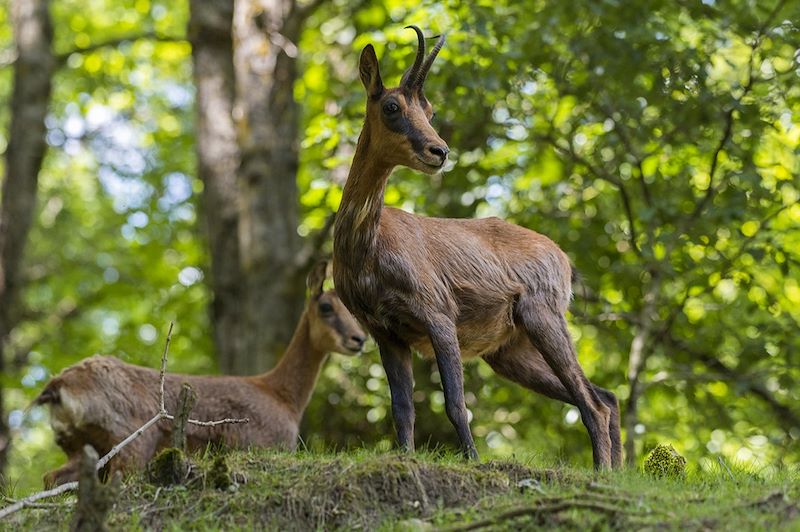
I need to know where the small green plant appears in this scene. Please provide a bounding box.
[643,444,687,479]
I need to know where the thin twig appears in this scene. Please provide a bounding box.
[438,499,646,531]
[537,132,641,257]
[56,32,186,66]
[95,413,165,472]
[296,433,309,452]
[151,487,162,506]
[717,456,736,482]
[0,482,78,520]
[596,101,653,210]
[676,0,787,238]
[293,211,336,271]
[185,417,249,427]
[1,496,66,510]
[657,200,793,339]
[158,411,249,427]
[159,322,174,414]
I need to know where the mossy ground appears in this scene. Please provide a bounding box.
[4,449,799,531]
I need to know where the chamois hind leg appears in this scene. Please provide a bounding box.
[515,295,613,469]
[484,338,623,468]
[428,319,479,460]
[375,331,416,452]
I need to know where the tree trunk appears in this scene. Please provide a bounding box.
[0,0,55,481]
[189,0,310,375]
[623,325,650,466]
[232,0,305,374]
[188,0,247,373]
[623,280,659,466]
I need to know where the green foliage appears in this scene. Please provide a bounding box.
[1,0,799,496]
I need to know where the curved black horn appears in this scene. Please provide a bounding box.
[413,33,445,90]
[400,25,426,89]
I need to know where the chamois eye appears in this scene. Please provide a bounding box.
[319,302,334,315]
[383,102,400,115]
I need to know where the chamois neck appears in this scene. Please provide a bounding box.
[259,311,327,417]
[334,124,394,262]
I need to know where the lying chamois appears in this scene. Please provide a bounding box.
[35,261,366,487]
[333,27,622,468]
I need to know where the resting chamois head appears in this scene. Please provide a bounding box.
[306,260,366,355]
[358,26,449,174]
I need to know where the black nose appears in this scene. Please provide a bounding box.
[428,145,449,161]
[351,334,365,347]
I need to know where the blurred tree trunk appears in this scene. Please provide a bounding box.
[189,0,317,375]
[231,0,305,375]
[0,0,54,481]
[188,0,246,373]
[623,281,659,466]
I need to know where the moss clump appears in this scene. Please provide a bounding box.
[643,444,686,479]
[147,447,188,486]
[208,455,232,490]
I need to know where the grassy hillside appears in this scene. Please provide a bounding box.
[4,449,799,530]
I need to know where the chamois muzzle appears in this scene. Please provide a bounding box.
[427,145,449,167]
[345,333,366,353]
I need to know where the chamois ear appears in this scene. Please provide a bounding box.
[359,44,384,99]
[307,260,328,297]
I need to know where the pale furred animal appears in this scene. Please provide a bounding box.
[35,261,366,486]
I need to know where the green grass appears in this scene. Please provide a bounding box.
[4,449,799,531]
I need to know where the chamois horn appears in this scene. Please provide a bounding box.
[414,33,445,89]
[400,25,426,89]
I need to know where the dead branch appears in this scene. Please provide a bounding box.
[717,456,736,483]
[439,498,647,531]
[56,32,186,66]
[171,384,197,450]
[1,496,64,510]
[95,413,165,473]
[676,0,787,239]
[293,211,336,272]
[0,482,78,519]
[536,131,642,258]
[158,322,173,414]
[185,417,250,427]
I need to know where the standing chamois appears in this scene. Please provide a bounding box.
[333,27,622,469]
[35,261,366,486]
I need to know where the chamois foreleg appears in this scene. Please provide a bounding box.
[43,455,81,488]
[484,340,623,468]
[377,333,416,452]
[515,296,613,469]
[428,320,479,460]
